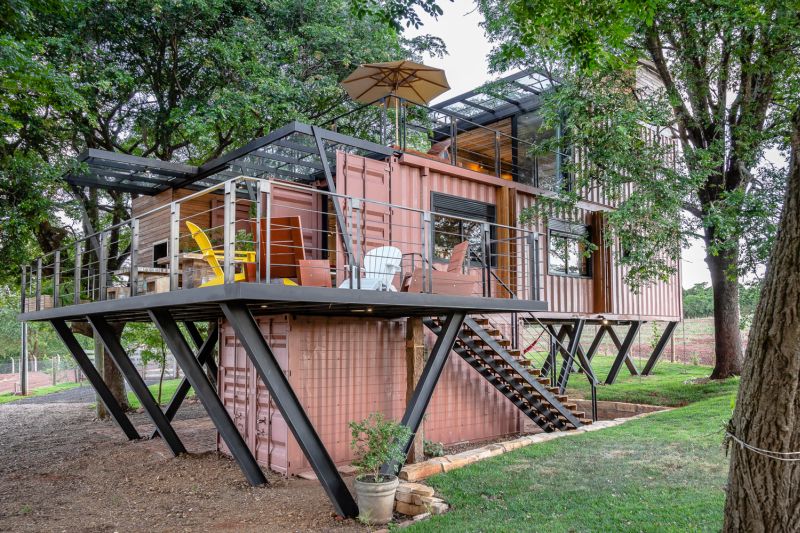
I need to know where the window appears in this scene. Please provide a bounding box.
[548,223,591,277]
[152,241,168,268]
[431,193,496,265]
[515,111,570,190]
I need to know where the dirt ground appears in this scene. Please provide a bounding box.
[0,400,366,533]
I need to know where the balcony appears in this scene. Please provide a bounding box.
[19,175,547,323]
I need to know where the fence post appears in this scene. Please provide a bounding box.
[130,218,139,296]
[170,202,180,290]
[529,232,540,301]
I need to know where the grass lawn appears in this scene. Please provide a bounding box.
[0,382,82,405]
[126,377,193,408]
[567,356,740,407]
[407,361,738,532]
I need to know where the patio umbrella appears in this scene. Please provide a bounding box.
[341,60,450,142]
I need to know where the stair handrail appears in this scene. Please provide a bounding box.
[468,247,600,420]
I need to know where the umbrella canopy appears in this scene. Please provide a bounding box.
[341,60,450,106]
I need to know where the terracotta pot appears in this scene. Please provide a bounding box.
[353,474,399,525]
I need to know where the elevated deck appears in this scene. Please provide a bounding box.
[18,282,547,323]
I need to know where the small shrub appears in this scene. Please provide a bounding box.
[423,439,444,458]
[350,413,412,482]
[691,354,700,366]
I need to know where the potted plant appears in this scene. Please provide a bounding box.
[349,413,412,525]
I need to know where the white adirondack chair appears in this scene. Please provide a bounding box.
[338,246,403,291]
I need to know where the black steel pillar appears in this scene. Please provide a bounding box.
[384,312,466,473]
[220,302,358,518]
[150,323,219,439]
[88,315,186,456]
[557,319,585,394]
[605,321,642,385]
[50,319,140,440]
[642,321,679,375]
[149,310,267,486]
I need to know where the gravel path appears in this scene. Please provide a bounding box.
[14,380,159,405]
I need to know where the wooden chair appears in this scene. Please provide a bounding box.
[402,241,478,295]
[185,221,255,287]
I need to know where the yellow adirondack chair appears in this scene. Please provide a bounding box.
[185,221,257,287]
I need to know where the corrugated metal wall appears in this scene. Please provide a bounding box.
[218,315,521,476]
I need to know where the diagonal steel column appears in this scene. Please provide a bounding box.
[605,321,642,385]
[557,319,585,394]
[184,321,220,383]
[50,319,140,440]
[382,312,467,476]
[88,315,186,456]
[642,321,679,375]
[220,302,358,518]
[150,323,219,439]
[149,310,267,486]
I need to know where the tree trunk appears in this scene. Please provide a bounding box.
[80,321,129,418]
[723,112,800,531]
[706,248,744,378]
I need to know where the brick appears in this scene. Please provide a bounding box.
[296,470,317,480]
[397,482,435,497]
[396,491,416,504]
[484,444,505,456]
[411,494,445,506]
[399,461,445,481]
[441,454,475,472]
[395,501,428,516]
[501,438,529,452]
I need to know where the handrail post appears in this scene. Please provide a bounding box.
[53,250,60,308]
[20,266,26,314]
[130,218,139,296]
[495,132,501,177]
[352,198,362,289]
[170,202,180,290]
[422,212,433,293]
[35,258,42,311]
[380,97,387,145]
[529,232,540,301]
[450,117,458,166]
[98,231,107,301]
[257,180,270,283]
[223,180,236,284]
[74,241,82,305]
[482,222,491,298]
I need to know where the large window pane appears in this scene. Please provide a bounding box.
[548,230,591,277]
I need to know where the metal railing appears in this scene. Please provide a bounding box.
[324,95,569,189]
[20,176,547,311]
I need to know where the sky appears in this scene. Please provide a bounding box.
[404,1,713,289]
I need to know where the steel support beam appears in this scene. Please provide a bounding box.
[557,319,585,394]
[642,321,679,375]
[50,319,140,440]
[184,321,219,381]
[150,323,219,439]
[605,321,642,385]
[220,302,358,518]
[383,312,467,476]
[148,310,266,486]
[88,315,186,456]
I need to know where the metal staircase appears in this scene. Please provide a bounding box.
[424,315,592,432]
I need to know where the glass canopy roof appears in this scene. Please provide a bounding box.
[433,69,556,124]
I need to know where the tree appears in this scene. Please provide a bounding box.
[723,105,800,532]
[475,0,798,378]
[3,0,444,412]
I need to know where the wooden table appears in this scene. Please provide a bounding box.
[157,253,214,289]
